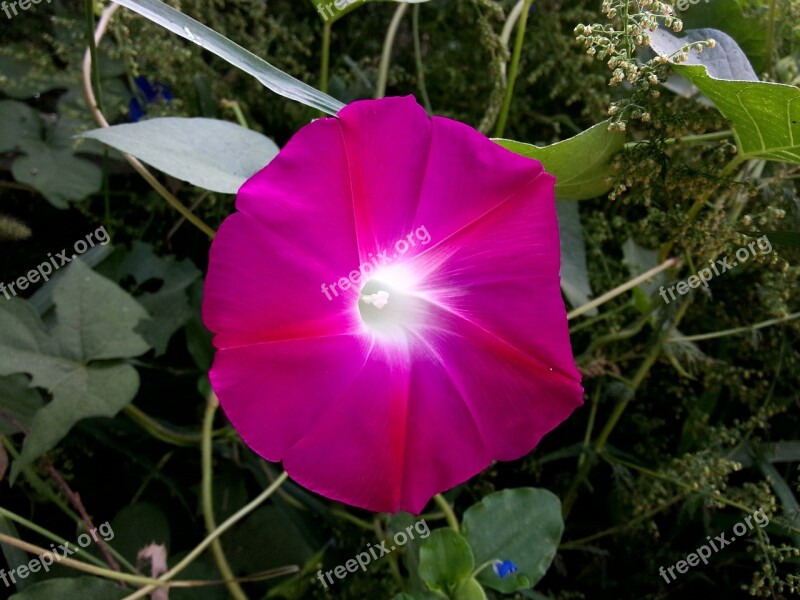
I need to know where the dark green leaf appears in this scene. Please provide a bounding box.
[0,374,44,437]
[9,577,128,599]
[11,149,102,208]
[0,260,150,481]
[97,243,201,355]
[461,488,563,593]
[419,529,474,593]
[557,201,595,315]
[0,100,41,153]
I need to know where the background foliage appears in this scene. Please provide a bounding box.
[1,0,799,598]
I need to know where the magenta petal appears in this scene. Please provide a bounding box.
[203,96,583,514]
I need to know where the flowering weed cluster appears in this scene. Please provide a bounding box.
[659,508,768,583]
[658,236,772,304]
[574,0,715,130]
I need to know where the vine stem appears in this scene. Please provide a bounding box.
[0,532,176,588]
[673,311,800,342]
[82,4,217,240]
[660,154,746,261]
[320,20,332,94]
[433,494,459,532]
[122,472,290,599]
[567,258,678,320]
[494,0,533,137]
[561,297,692,517]
[202,393,247,600]
[765,0,777,79]
[375,4,409,99]
[412,4,432,113]
[624,129,733,149]
[0,506,121,571]
[44,462,121,573]
[123,404,205,446]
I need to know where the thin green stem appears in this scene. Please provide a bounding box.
[560,495,684,549]
[82,4,217,240]
[85,0,104,115]
[331,509,376,532]
[567,258,678,320]
[494,0,532,137]
[674,311,800,343]
[202,394,247,600]
[624,130,733,149]
[0,506,124,572]
[0,532,167,587]
[577,390,600,469]
[765,0,777,79]
[123,472,290,600]
[562,298,692,518]
[124,404,205,446]
[660,154,745,261]
[221,99,249,129]
[434,494,459,532]
[604,454,800,536]
[320,20,332,95]
[376,4,409,99]
[412,4,432,113]
[2,438,81,525]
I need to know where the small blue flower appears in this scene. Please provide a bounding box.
[493,559,519,579]
[128,98,146,123]
[129,76,174,122]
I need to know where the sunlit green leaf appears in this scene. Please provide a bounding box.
[496,120,625,200]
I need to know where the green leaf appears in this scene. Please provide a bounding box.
[495,120,625,200]
[461,488,564,593]
[0,260,150,482]
[0,374,44,436]
[453,578,487,600]
[556,201,596,315]
[110,503,171,565]
[112,0,345,115]
[12,149,102,209]
[0,100,41,153]
[672,64,800,163]
[650,27,757,82]
[9,577,128,599]
[677,0,769,73]
[82,118,280,194]
[308,0,430,26]
[97,242,201,355]
[0,518,32,591]
[419,529,474,594]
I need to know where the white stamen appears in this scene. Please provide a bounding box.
[361,290,390,309]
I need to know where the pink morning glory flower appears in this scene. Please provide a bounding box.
[202,96,583,514]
